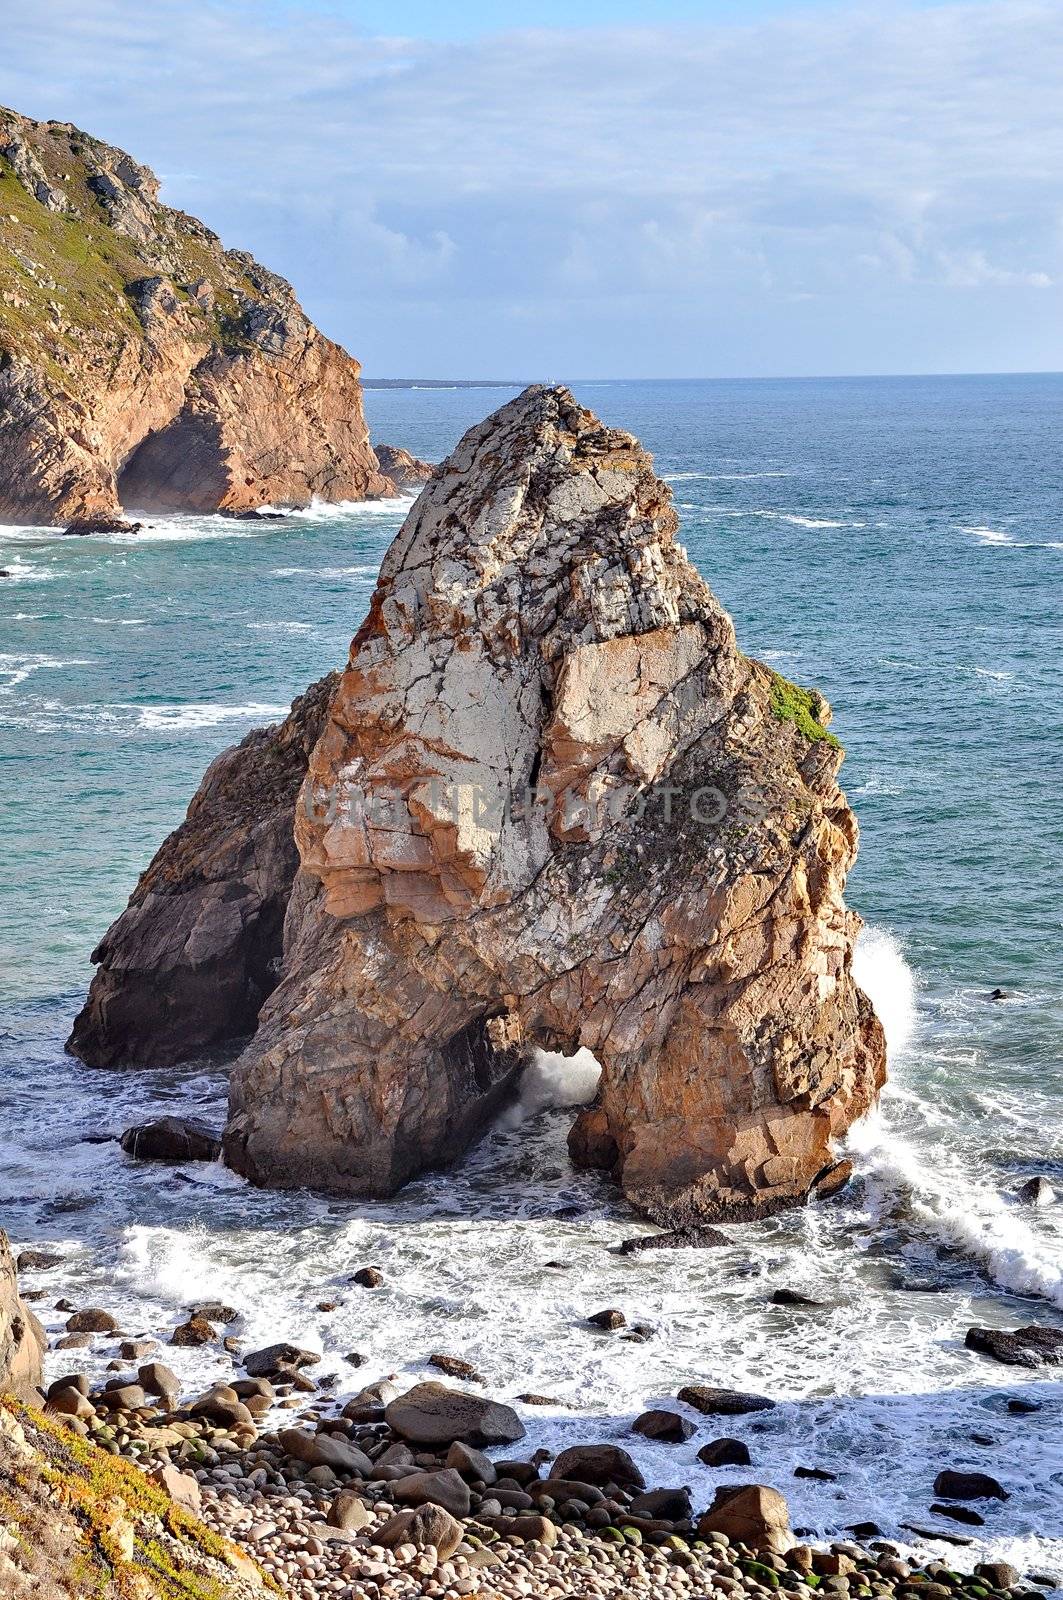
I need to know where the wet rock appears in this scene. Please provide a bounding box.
[632,1408,695,1443]
[244,1342,321,1377]
[629,1486,692,1520]
[188,1301,238,1323]
[54,1333,92,1349]
[1007,1396,1041,1414]
[678,1384,775,1415]
[1017,1177,1056,1206]
[96,1383,148,1411]
[384,1382,525,1448]
[933,1469,1008,1501]
[138,1361,180,1402]
[351,1266,383,1288]
[65,1308,118,1334]
[988,988,1009,1001]
[15,1250,62,1271]
[446,1440,497,1484]
[699,1437,753,1467]
[977,1562,1020,1590]
[374,444,436,492]
[698,1483,793,1555]
[619,1226,731,1253]
[394,1467,472,1517]
[119,1339,157,1360]
[120,1117,222,1163]
[428,1353,482,1382]
[170,1315,216,1347]
[63,516,142,536]
[965,1326,1063,1368]
[794,1466,837,1482]
[549,1444,645,1489]
[277,1427,372,1475]
[771,1288,826,1307]
[929,1503,985,1526]
[588,1308,626,1330]
[375,1504,463,1561]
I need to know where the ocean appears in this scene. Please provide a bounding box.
[1,374,1061,1572]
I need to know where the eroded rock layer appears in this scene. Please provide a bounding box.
[73,385,884,1222]
[0,1232,44,1403]
[0,106,393,523]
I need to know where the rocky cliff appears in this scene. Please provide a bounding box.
[0,1232,44,1404]
[0,106,393,524]
[71,385,885,1224]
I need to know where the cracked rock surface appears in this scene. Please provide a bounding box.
[73,384,885,1224]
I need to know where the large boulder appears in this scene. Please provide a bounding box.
[277,1428,372,1475]
[75,385,884,1224]
[384,1382,525,1448]
[697,1484,793,1554]
[0,1235,45,1401]
[394,1468,472,1517]
[548,1444,645,1489]
[678,1385,775,1416]
[375,1504,463,1561]
[965,1325,1063,1368]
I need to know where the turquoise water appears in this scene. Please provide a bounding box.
[1,376,1061,1568]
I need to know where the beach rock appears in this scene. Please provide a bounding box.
[171,1315,216,1347]
[54,1333,92,1349]
[189,1388,257,1431]
[445,1440,497,1484]
[243,1342,321,1377]
[45,1386,95,1420]
[699,1437,753,1467]
[588,1308,626,1330]
[771,1288,825,1307]
[375,444,436,492]
[932,1470,1009,1501]
[384,1382,525,1447]
[188,1301,238,1324]
[120,1339,157,1360]
[68,673,338,1068]
[678,1384,775,1415]
[351,1266,383,1288]
[47,1373,90,1400]
[698,1483,793,1554]
[65,1307,118,1334]
[629,1486,693,1519]
[965,1325,1063,1368]
[794,1465,837,1482]
[327,1490,372,1532]
[375,1503,463,1561]
[277,1427,372,1475]
[96,1383,148,1412]
[394,1467,472,1517]
[977,1562,1020,1589]
[930,1503,985,1526]
[119,1116,222,1162]
[150,1462,202,1514]
[1007,1396,1041,1414]
[632,1408,695,1443]
[83,384,884,1222]
[0,107,393,529]
[139,1361,180,1402]
[428,1353,482,1381]
[474,1513,558,1546]
[549,1444,645,1489]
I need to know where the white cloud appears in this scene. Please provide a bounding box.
[1,0,1061,373]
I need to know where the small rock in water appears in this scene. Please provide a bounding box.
[54,1333,92,1349]
[517,1392,561,1405]
[188,1301,238,1323]
[678,1384,775,1415]
[170,1315,216,1347]
[930,1503,986,1526]
[63,515,142,536]
[428,1352,483,1381]
[1008,1396,1042,1414]
[587,1308,626,1330]
[119,1116,221,1163]
[794,1465,837,1481]
[65,1308,118,1333]
[966,1325,1063,1368]
[933,1469,1009,1501]
[1017,1176,1056,1206]
[771,1287,826,1307]
[618,1226,730,1253]
[16,1249,63,1271]
[632,1408,695,1443]
[243,1341,321,1377]
[988,987,1009,1000]
[698,1437,753,1467]
[549,1443,644,1488]
[120,1339,157,1360]
[351,1266,383,1288]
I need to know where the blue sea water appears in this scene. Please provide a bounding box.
[1,375,1061,1570]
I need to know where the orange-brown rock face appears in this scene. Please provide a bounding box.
[0,107,392,524]
[215,384,885,1222]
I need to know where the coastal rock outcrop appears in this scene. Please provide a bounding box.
[374,443,437,491]
[0,1232,45,1401]
[0,105,393,524]
[67,673,336,1066]
[72,385,884,1224]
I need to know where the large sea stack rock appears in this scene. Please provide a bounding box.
[0,1230,45,1401]
[0,105,393,523]
[73,386,885,1223]
[68,674,336,1066]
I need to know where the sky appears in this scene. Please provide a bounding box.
[3,0,1062,378]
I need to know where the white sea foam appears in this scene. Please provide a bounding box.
[246,620,315,633]
[261,494,415,521]
[852,925,917,1059]
[0,653,93,693]
[271,564,380,581]
[135,702,287,731]
[499,1047,601,1128]
[959,525,1016,545]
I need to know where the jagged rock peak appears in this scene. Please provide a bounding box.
[0,103,393,523]
[73,385,886,1225]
